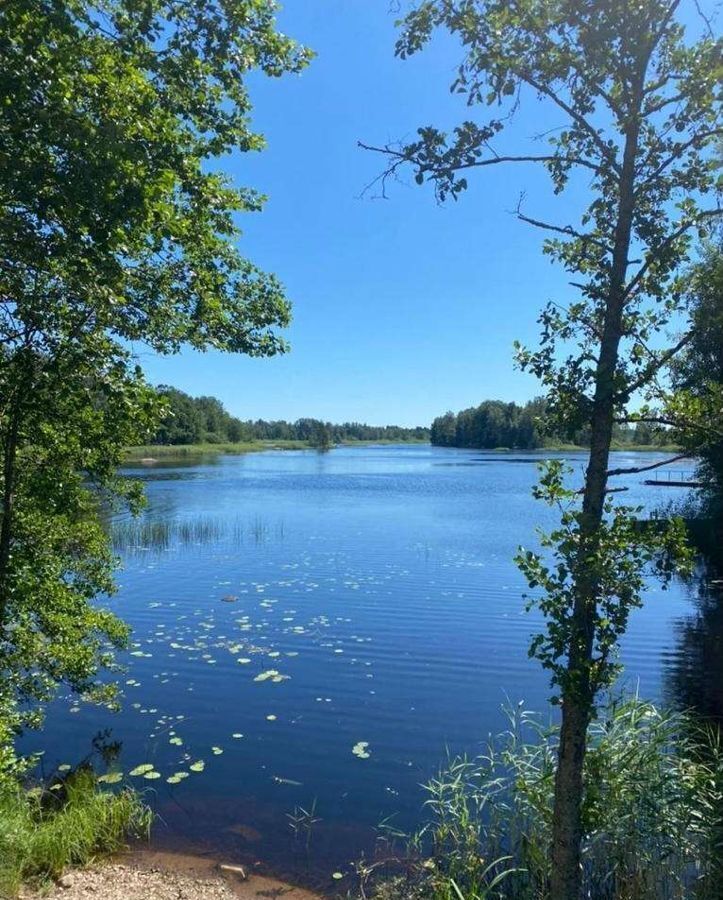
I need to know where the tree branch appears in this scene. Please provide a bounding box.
[606,453,689,477]
[357,140,604,183]
[638,128,723,191]
[514,203,613,252]
[518,73,622,175]
[623,208,723,300]
[615,331,695,402]
[618,414,723,438]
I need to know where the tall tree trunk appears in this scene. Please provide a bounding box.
[549,93,644,900]
[0,378,24,626]
[0,392,21,630]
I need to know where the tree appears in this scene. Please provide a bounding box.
[431,411,458,446]
[670,241,723,512]
[0,0,311,755]
[364,2,721,895]
[430,398,548,449]
[153,387,205,444]
[308,419,333,451]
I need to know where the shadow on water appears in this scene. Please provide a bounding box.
[145,795,377,892]
[665,518,723,724]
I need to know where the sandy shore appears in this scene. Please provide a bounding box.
[23,850,323,900]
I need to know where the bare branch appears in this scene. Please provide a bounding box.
[606,453,689,477]
[692,0,716,40]
[514,201,613,252]
[574,485,630,495]
[618,414,723,439]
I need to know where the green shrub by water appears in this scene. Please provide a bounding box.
[365,697,723,900]
[0,767,151,897]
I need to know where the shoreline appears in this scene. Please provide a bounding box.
[23,848,324,900]
[122,438,428,462]
[123,439,682,464]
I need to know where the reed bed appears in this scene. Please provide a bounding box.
[110,514,283,552]
[365,697,723,900]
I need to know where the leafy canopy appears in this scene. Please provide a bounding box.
[0,0,311,749]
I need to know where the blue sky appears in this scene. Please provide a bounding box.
[135,2,610,427]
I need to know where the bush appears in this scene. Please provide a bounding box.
[364,698,723,900]
[0,766,151,897]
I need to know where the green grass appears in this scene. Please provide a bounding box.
[0,768,151,897]
[541,440,682,452]
[123,439,308,461]
[124,438,429,461]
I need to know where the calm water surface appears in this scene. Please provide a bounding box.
[29,445,701,884]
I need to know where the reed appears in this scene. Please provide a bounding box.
[110,513,283,552]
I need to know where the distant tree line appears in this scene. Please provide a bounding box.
[151,386,429,445]
[430,398,671,450]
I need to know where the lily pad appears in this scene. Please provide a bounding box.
[97,772,123,785]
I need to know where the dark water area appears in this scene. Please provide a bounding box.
[23,445,714,887]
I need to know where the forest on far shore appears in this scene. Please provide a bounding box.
[150,386,430,446]
[149,387,671,452]
[430,399,673,450]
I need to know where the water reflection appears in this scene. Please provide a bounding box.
[665,520,723,723]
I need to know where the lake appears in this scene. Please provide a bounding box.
[27,445,703,886]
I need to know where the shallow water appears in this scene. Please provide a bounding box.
[27,445,702,884]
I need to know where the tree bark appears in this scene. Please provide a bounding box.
[0,391,21,630]
[549,85,644,900]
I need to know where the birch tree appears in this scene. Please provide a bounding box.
[362,1,721,895]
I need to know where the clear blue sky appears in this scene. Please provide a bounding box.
[134,2,620,427]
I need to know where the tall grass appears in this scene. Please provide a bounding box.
[0,767,150,897]
[365,698,723,900]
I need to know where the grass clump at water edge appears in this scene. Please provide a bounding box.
[0,766,151,897]
[361,697,723,900]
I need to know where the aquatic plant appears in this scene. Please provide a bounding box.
[109,514,283,553]
[286,799,320,852]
